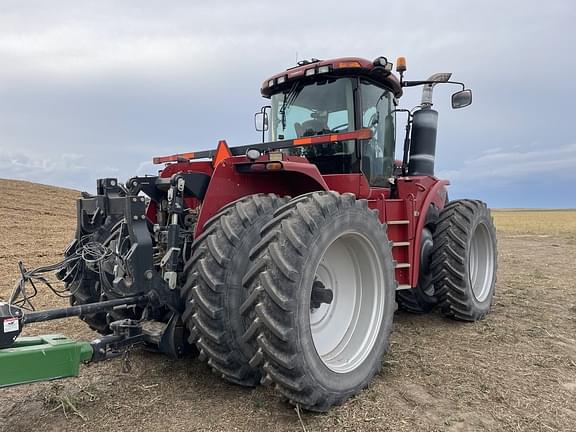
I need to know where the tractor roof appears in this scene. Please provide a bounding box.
[261,56,403,98]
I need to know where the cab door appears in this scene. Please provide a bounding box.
[359,80,396,187]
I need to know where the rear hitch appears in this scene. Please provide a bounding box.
[90,319,144,362]
[0,299,189,388]
[0,319,143,388]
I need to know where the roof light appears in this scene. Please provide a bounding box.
[373,56,393,72]
[336,61,362,69]
[396,56,407,73]
[268,79,275,87]
[317,65,331,74]
[373,56,388,67]
[277,75,287,84]
[305,68,316,76]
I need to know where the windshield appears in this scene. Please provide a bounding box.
[269,78,355,141]
[267,78,358,175]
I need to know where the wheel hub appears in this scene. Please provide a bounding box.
[310,281,333,309]
[309,232,386,374]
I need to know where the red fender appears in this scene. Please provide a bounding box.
[410,178,449,286]
[145,161,214,223]
[194,158,329,236]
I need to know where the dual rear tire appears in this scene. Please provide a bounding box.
[180,194,288,386]
[181,192,396,411]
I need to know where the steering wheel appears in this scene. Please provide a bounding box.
[330,123,348,133]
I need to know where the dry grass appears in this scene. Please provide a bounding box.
[493,209,576,239]
[1,179,575,432]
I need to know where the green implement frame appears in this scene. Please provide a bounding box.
[0,335,93,388]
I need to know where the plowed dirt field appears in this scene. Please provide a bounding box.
[1,178,575,432]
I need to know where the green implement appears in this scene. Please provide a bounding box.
[0,334,93,388]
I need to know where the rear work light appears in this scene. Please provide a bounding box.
[276,75,287,84]
[305,68,316,77]
[317,65,331,74]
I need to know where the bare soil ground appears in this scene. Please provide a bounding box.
[0,178,575,432]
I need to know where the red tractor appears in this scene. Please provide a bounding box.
[1,56,497,412]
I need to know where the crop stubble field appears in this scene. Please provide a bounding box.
[0,178,575,432]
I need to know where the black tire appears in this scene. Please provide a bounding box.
[431,199,497,321]
[396,228,438,313]
[68,274,110,333]
[242,191,396,412]
[396,205,440,314]
[181,194,288,386]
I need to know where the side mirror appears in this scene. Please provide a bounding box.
[451,89,472,109]
[254,112,269,131]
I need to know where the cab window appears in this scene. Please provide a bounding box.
[360,80,395,186]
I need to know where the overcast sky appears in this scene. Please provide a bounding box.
[0,1,575,208]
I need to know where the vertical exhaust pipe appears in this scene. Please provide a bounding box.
[407,73,451,177]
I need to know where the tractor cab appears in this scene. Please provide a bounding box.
[258,57,402,187]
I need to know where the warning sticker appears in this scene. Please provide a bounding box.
[3,317,19,333]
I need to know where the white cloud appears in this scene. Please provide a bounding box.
[0,149,114,190]
[437,143,576,184]
[0,150,85,171]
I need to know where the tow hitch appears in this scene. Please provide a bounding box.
[0,295,187,388]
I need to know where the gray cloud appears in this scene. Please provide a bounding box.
[0,1,575,207]
[438,143,576,183]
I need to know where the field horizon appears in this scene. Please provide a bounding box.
[2,177,574,211]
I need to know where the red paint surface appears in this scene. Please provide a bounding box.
[152,151,448,288]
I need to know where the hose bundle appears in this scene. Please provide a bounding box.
[8,237,115,311]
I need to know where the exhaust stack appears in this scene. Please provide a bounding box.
[407,73,451,176]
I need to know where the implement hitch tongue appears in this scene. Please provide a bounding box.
[0,297,149,388]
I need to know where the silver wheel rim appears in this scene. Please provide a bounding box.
[309,232,386,373]
[468,222,495,302]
